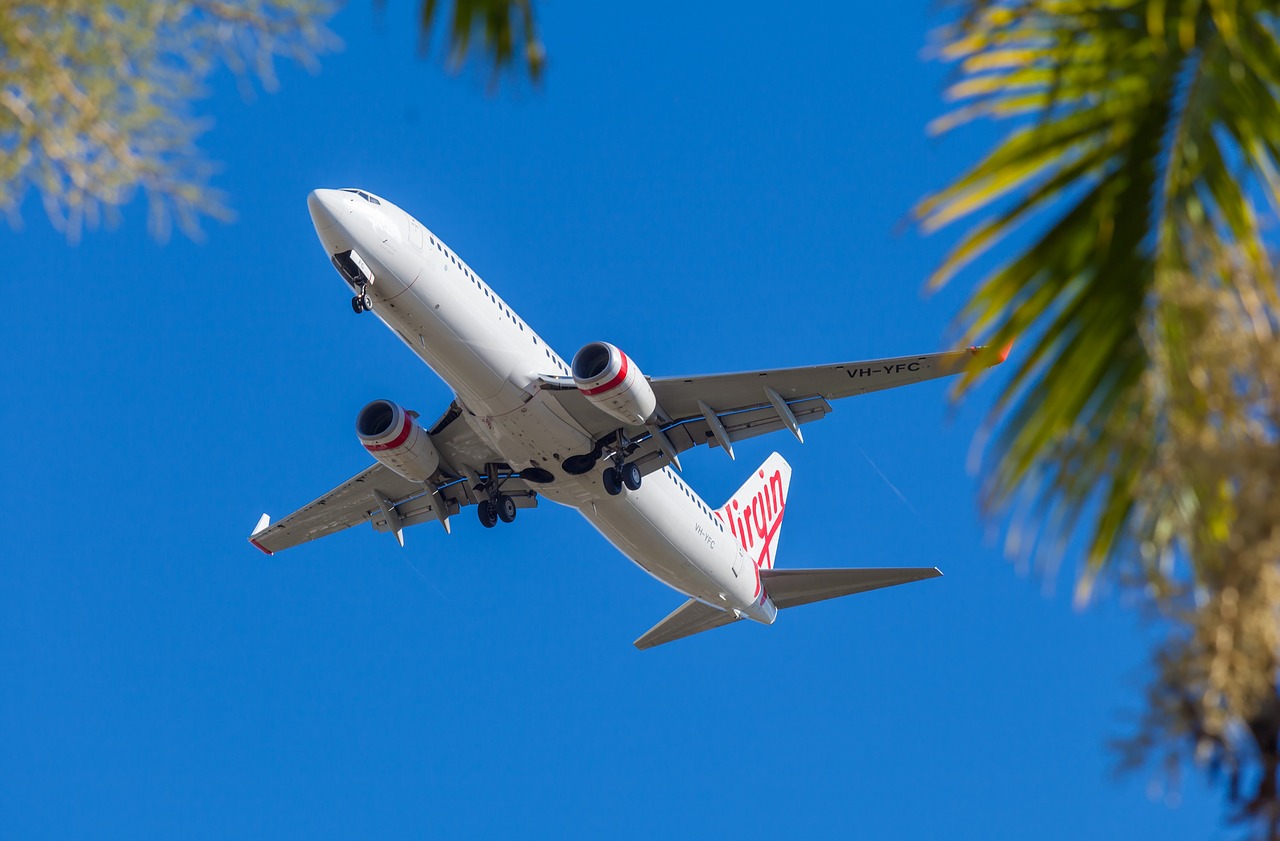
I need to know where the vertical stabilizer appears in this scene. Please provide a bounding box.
[717,452,792,570]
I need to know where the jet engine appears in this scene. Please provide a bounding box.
[571,341,658,426]
[355,399,440,482]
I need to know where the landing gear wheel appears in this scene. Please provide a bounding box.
[602,466,623,496]
[351,295,364,314]
[361,292,373,311]
[622,462,642,491]
[497,495,517,523]
[477,499,498,528]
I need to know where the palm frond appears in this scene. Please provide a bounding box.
[919,0,1280,593]
[407,0,543,86]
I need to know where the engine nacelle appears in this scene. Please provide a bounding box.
[571,341,658,426]
[355,399,440,483]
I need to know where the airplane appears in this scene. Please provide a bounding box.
[249,187,1008,649]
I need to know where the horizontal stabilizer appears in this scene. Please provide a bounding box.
[634,599,741,650]
[761,567,941,609]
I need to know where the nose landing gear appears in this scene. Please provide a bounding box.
[334,250,374,314]
[351,284,373,314]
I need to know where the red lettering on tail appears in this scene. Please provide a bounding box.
[719,468,787,571]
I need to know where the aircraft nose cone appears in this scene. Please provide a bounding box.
[307,188,345,231]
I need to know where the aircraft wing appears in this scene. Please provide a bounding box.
[249,401,534,554]
[650,348,999,421]
[542,346,1007,472]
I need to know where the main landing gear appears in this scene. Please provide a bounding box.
[474,463,521,528]
[351,284,372,314]
[477,494,518,528]
[562,430,645,497]
[602,452,642,497]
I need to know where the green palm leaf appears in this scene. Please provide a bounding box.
[920,0,1280,593]
[922,0,1280,823]
[408,0,543,84]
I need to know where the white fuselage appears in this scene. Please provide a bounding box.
[308,189,776,625]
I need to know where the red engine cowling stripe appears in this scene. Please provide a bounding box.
[580,352,629,397]
[364,413,413,452]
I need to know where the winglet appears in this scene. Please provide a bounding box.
[968,342,1013,364]
[249,513,273,556]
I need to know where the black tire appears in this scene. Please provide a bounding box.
[497,495,517,523]
[361,293,373,310]
[351,295,364,313]
[477,499,498,528]
[602,466,622,496]
[622,462,642,491]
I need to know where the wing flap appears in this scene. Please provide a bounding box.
[634,599,742,649]
[760,567,942,609]
[623,396,833,476]
[367,478,536,535]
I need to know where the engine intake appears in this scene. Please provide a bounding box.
[571,341,658,426]
[355,399,440,483]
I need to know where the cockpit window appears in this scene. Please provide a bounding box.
[339,188,381,205]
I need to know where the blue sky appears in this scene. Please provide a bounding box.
[1,3,1229,838]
